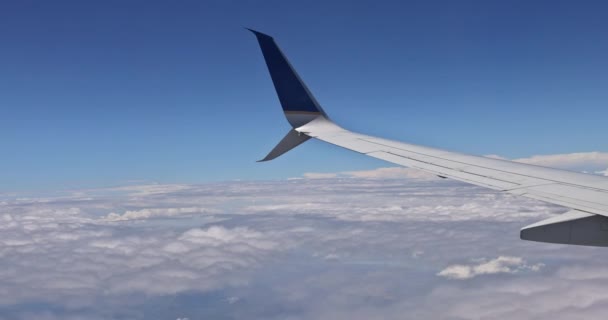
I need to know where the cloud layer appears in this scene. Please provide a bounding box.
[0,177,607,319]
[513,152,608,171]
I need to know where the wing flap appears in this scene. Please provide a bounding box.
[509,184,608,216]
[521,210,608,246]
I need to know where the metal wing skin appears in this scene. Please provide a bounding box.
[248,29,608,247]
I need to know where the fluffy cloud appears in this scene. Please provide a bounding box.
[303,172,339,179]
[437,256,544,280]
[104,207,219,221]
[0,178,606,319]
[513,152,608,171]
[487,152,608,175]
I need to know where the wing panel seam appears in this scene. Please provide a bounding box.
[359,138,608,193]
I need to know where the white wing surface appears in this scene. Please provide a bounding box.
[248,29,608,247]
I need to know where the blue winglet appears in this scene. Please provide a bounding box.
[248,28,329,128]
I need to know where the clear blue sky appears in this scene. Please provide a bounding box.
[1,0,607,191]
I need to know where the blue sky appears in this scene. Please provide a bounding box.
[2,0,608,191]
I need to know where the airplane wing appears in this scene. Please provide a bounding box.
[248,29,608,247]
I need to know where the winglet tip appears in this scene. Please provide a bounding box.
[245,28,273,39]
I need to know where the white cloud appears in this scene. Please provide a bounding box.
[104,207,219,221]
[102,183,193,196]
[0,191,287,304]
[303,172,339,179]
[595,168,608,176]
[226,296,240,304]
[513,152,608,171]
[437,256,544,280]
[0,178,603,319]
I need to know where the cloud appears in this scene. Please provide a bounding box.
[104,207,219,221]
[303,172,339,179]
[0,191,287,307]
[101,183,194,196]
[437,256,544,280]
[0,178,603,319]
[513,152,608,171]
[595,169,608,176]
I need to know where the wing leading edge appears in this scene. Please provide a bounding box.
[248,29,608,247]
